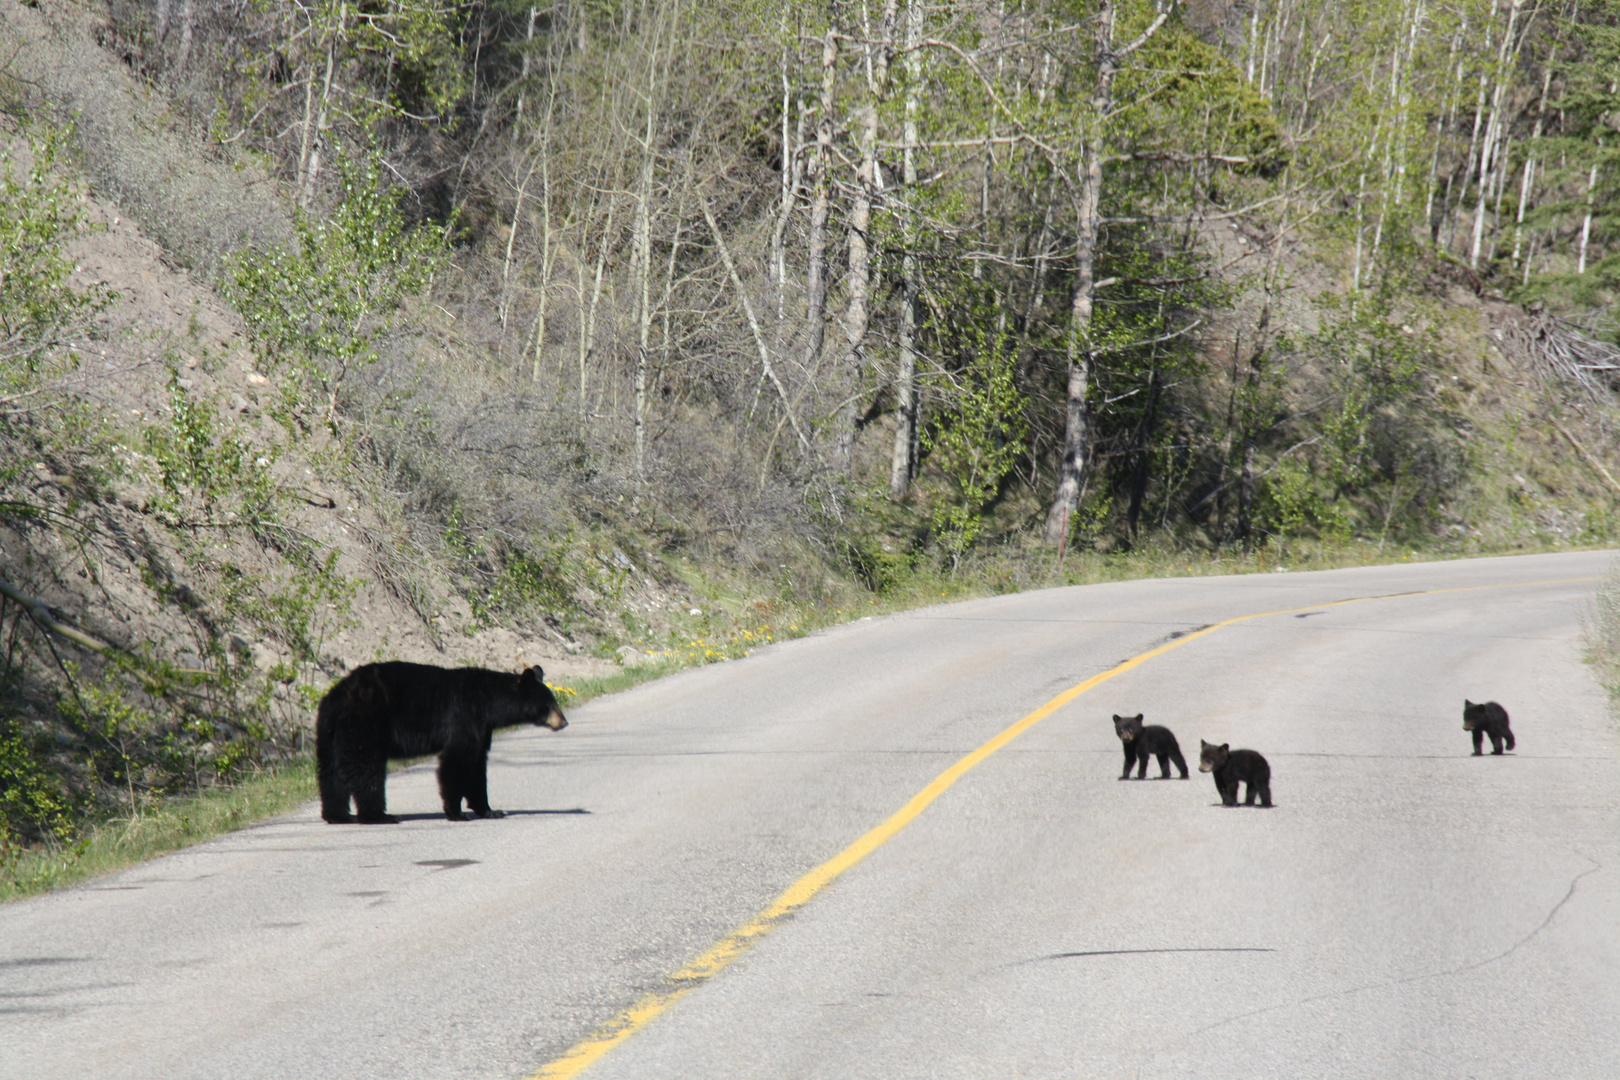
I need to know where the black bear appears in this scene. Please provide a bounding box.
[1113,714,1189,779]
[1462,699,1515,755]
[316,662,567,824]
[1199,740,1272,807]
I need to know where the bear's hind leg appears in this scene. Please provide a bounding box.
[1168,745,1189,779]
[1504,729,1516,752]
[1257,781,1272,808]
[318,760,354,823]
[437,749,471,820]
[1155,751,1173,779]
[1489,730,1505,754]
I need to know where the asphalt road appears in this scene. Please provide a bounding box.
[2,551,1617,1079]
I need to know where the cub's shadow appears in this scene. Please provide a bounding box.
[389,808,591,822]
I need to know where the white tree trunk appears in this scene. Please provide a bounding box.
[889,0,923,499]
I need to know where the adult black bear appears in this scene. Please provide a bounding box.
[1113,714,1189,779]
[1463,699,1515,755]
[317,662,567,824]
[1199,740,1272,807]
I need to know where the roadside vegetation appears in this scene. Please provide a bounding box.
[1586,558,1620,716]
[4,0,1620,891]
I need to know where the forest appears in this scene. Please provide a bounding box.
[2,0,1619,866]
[124,0,1619,558]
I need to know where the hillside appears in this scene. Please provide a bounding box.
[2,0,1618,869]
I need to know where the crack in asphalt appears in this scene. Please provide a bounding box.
[1185,854,1601,1039]
[1033,947,1275,963]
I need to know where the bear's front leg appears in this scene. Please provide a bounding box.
[1471,728,1485,755]
[318,766,355,824]
[464,747,503,818]
[349,755,397,823]
[439,745,501,820]
[1119,745,1136,780]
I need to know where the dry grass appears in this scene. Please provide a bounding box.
[1584,557,1620,714]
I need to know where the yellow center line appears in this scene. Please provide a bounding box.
[529,573,1601,1079]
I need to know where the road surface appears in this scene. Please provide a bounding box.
[2,550,1616,1079]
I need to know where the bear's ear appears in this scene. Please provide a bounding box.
[1112,714,1123,722]
[519,667,538,684]
[1220,743,1229,753]
[1200,739,1212,750]
[1132,714,1143,722]
[1464,699,1474,707]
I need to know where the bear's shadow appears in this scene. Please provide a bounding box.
[388,808,591,822]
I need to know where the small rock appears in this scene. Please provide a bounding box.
[228,394,250,413]
[176,378,194,392]
[249,642,280,671]
[246,371,269,385]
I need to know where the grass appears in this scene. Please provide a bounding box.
[0,761,318,902]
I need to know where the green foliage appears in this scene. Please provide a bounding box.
[1132,24,1290,177]
[228,150,446,430]
[444,505,576,628]
[922,325,1028,564]
[0,126,107,375]
[1264,298,1465,544]
[224,0,468,145]
[1256,456,1349,541]
[0,707,78,859]
[143,375,279,516]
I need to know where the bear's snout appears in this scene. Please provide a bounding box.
[542,708,568,731]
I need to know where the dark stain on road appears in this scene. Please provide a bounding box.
[345,890,387,897]
[415,859,478,871]
[1295,611,1325,618]
[0,957,93,969]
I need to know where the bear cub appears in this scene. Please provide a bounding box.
[317,661,567,824]
[1113,714,1189,779]
[1199,740,1272,807]
[1462,699,1515,755]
